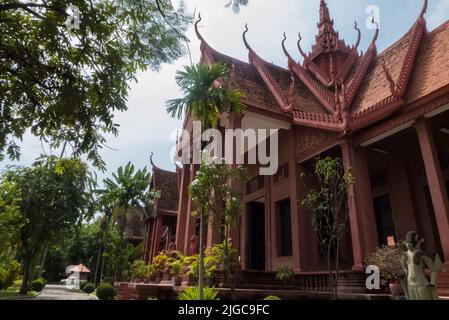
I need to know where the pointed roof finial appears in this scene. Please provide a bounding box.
[194,13,203,41]
[354,21,361,51]
[420,0,428,18]
[319,0,334,27]
[297,33,308,60]
[281,33,294,62]
[150,151,155,167]
[242,23,251,50]
[369,16,380,49]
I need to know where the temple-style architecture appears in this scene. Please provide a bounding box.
[145,0,449,295]
[143,154,179,263]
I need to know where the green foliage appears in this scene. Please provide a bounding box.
[264,295,282,300]
[364,246,405,286]
[0,259,21,290]
[98,162,159,282]
[182,255,199,278]
[301,156,354,300]
[152,251,170,273]
[96,283,116,300]
[1,156,92,293]
[83,282,95,294]
[80,280,88,291]
[178,286,220,300]
[0,180,25,254]
[275,266,295,284]
[0,0,190,167]
[131,260,150,279]
[31,279,45,292]
[167,63,245,130]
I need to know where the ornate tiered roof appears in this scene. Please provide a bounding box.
[194,0,446,135]
[150,154,179,214]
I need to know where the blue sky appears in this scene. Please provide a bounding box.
[2,0,449,183]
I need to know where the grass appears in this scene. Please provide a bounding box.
[89,290,98,300]
[0,288,40,300]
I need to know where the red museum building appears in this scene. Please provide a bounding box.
[145,0,449,294]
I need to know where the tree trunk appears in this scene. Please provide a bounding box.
[198,214,205,300]
[37,242,49,279]
[20,252,33,294]
[335,242,340,300]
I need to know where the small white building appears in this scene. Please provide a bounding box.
[63,264,91,290]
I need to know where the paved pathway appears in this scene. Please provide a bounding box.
[33,284,97,300]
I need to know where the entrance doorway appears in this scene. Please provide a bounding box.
[247,201,266,270]
[373,194,397,246]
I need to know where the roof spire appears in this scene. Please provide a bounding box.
[316,0,338,52]
[319,0,332,26]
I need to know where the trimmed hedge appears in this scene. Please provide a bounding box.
[80,280,88,291]
[96,283,115,300]
[31,279,46,292]
[83,282,95,294]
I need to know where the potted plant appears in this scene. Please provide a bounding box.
[181,255,199,286]
[152,251,169,283]
[131,260,148,283]
[275,266,295,287]
[170,259,183,286]
[364,245,405,296]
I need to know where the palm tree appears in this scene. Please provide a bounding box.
[100,162,157,281]
[166,62,245,300]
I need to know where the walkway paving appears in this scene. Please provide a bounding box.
[33,284,97,300]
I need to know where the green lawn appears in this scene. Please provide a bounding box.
[0,289,39,300]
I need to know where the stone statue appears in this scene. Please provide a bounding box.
[401,231,442,300]
[188,234,199,256]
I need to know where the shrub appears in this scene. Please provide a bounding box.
[96,283,116,300]
[80,280,88,291]
[31,279,46,292]
[178,286,220,300]
[275,266,295,284]
[170,259,183,278]
[83,282,95,294]
[152,251,169,273]
[0,260,21,290]
[364,245,405,286]
[131,260,150,279]
[264,295,282,300]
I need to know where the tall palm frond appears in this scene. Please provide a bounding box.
[166,62,245,130]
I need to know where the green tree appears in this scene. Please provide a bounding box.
[189,159,247,299]
[0,179,25,254]
[0,0,190,168]
[166,63,245,130]
[1,156,92,294]
[167,62,245,300]
[301,157,355,300]
[101,162,159,281]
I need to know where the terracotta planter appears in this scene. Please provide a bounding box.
[154,271,162,284]
[389,282,404,296]
[182,275,198,286]
[173,276,182,286]
[162,270,172,281]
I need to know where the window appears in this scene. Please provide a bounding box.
[246,176,265,195]
[274,163,289,184]
[276,199,293,257]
